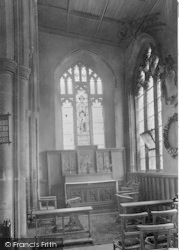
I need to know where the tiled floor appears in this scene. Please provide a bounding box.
[64,243,113,250]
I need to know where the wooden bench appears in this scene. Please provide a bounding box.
[120,199,174,214]
[31,206,93,245]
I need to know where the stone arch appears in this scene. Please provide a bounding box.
[54,49,116,149]
[125,33,157,93]
[124,34,158,172]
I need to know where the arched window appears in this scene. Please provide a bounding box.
[59,62,105,149]
[135,45,163,171]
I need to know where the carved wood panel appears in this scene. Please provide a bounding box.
[61,150,77,175]
[96,149,112,172]
[77,146,97,174]
[66,181,116,210]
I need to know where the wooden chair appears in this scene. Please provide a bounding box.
[37,189,57,210]
[150,209,178,248]
[113,212,148,250]
[116,192,139,214]
[137,223,174,250]
[38,196,57,210]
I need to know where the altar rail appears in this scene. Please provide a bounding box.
[127,172,178,201]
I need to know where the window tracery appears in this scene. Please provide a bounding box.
[59,62,105,149]
[135,45,163,171]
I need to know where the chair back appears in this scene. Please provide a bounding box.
[120,212,148,233]
[113,212,148,250]
[137,223,174,250]
[151,209,177,225]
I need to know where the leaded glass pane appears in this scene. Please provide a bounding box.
[147,115,154,130]
[147,102,154,117]
[68,68,72,74]
[157,80,162,97]
[149,156,156,170]
[81,66,87,82]
[63,124,74,135]
[92,100,104,148]
[140,158,146,171]
[62,100,74,149]
[74,65,80,82]
[93,134,104,148]
[89,68,92,75]
[90,78,95,94]
[149,149,156,158]
[138,86,144,97]
[140,136,145,147]
[97,78,102,94]
[139,121,144,133]
[147,87,153,104]
[60,77,65,94]
[76,88,90,145]
[60,63,104,149]
[138,108,144,122]
[140,145,145,158]
[93,123,104,133]
[147,76,153,89]
[63,135,74,149]
[67,77,73,94]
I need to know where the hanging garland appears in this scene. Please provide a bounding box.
[163,113,178,158]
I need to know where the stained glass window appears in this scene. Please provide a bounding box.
[81,66,87,82]
[60,77,65,94]
[92,100,105,148]
[62,100,74,149]
[90,78,95,94]
[59,62,105,149]
[76,88,90,145]
[67,77,73,94]
[97,78,102,94]
[74,65,80,82]
[135,46,163,171]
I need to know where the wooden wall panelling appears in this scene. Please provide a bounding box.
[165,178,170,199]
[127,173,178,201]
[169,177,175,198]
[160,177,165,200]
[61,150,77,175]
[47,151,65,208]
[96,149,112,173]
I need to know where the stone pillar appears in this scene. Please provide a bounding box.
[18,65,31,237]
[0,58,17,236]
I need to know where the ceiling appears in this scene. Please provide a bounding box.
[37,0,165,46]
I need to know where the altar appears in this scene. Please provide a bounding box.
[44,146,125,211]
[65,174,118,211]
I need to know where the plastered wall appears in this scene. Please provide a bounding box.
[38,32,125,180]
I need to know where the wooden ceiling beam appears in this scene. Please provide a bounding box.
[39,26,121,48]
[38,3,119,24]
[66,0,71,32]
[95,0,110,36]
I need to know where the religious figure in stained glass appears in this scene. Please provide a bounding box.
[59,62,105,149]
[79,110,87,133]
